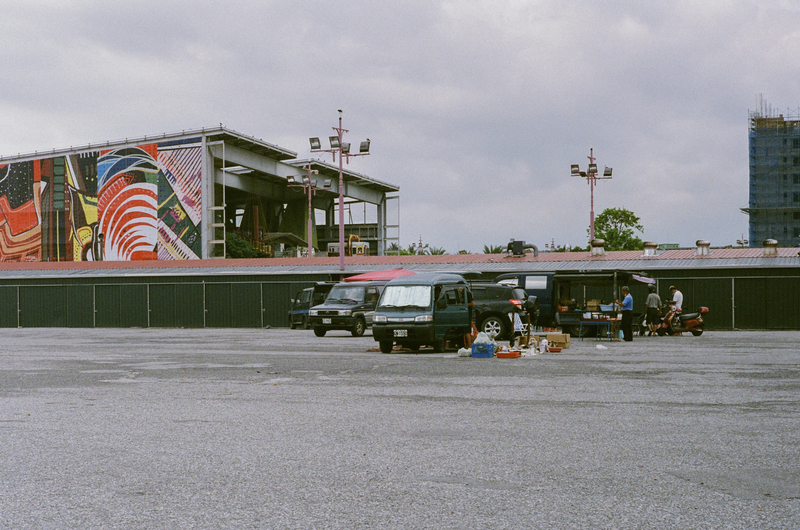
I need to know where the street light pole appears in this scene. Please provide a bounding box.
[309,110,370,271]
[287,163,328,258]
[571,148,613,242]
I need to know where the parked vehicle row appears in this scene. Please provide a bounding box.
[289,274,539,348]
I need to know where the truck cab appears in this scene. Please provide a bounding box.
[494,273,554,323]
[494,270,654,336]
[289,282,335,329]
[372,273,472,353]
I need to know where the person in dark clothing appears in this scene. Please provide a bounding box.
[615,286,633,342]
[644,284,662,336]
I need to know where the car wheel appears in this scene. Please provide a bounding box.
[289,317,296,329]
[351,317,366,337]
[379,340,393,353]
[408,343,420,351]
[302,316,309,329]
[567,325,590,338]
[480,316,507,339]
[691,328,703,336]
[313,327,327,337]
[433,339,446,353]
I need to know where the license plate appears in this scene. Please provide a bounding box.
[394,329,408,337]
[322,318,331,324]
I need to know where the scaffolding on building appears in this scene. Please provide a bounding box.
[741,97,800,247]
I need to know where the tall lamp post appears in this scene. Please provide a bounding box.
[287,162,331,257]
[570,148,612,241]
[309,110,370,271]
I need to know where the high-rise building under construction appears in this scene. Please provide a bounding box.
[743,101,800,247]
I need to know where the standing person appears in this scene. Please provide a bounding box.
[668,285,684,328]
[645,284,662,336]
[668,285,683,311]
[615,286,634,342]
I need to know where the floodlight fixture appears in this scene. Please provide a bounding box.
[287,176,296,184]
[302,175,310,185]
[309,137,321,150]
[308,110,371,270]
[568,148,613,241]
[223,165,252,175]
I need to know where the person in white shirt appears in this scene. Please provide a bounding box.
[669,285,683,311]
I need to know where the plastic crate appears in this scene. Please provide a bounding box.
[471,343,495,358]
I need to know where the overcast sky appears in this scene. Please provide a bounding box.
[2,0,799,253]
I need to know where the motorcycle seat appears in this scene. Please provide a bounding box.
[679,312,699,321]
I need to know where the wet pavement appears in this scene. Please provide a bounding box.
[1,328,799,529]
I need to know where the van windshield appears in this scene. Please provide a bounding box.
[325,285,365,303]
[378,285,432,309]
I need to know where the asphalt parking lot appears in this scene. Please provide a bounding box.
[1,328,799,529]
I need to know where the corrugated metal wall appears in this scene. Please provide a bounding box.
[0,268,797,329]
[0,275,330,329]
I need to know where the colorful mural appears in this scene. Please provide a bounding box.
[0,138,202,262]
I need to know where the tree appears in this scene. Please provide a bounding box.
[592,207,644,251]
[428,246,447,255]
[225,233,259,258]
[483,244,504,254]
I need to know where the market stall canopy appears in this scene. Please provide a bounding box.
[344,269,416,282]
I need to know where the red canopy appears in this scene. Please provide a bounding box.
[344,269,416,282]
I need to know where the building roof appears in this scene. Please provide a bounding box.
[0,126,298,163]
[0,247,797,280]
[291,159,399,194]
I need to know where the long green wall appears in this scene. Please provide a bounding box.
[0,267,798,330]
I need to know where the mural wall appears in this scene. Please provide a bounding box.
[0,138,202,262]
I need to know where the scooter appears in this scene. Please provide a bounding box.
[656,305,709,336]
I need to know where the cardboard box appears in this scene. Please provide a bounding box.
[546,333,570,349]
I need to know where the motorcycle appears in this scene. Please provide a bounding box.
[655,305,709,336]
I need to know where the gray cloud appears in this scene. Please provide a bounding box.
[1,0,799,252]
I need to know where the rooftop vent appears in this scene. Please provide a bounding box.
[762,239,778,257]
[590,239,605,256]
[695,240,711,256]
[507,240,539,257]
[642,241,658,257]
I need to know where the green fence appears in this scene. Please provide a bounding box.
[0,269,798,330]
[0,278,324,329]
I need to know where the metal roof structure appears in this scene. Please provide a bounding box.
[0,126,298,164]
[1,247,797,280]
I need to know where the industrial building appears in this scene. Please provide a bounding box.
[743,104,800,246]
[0,127,399,263]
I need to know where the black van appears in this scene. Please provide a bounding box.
[372,273,472,353]
[308,281,386,337]
[289,282,335,329]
